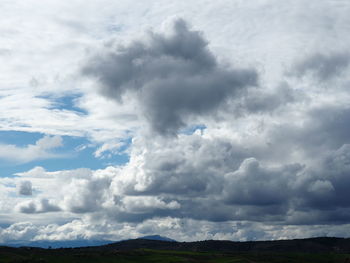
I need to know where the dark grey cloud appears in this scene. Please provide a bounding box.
[293,52,350,81]
[268,141,350,225]
[270,105,350,158]
[306,106,350,149]
[17,181,32,196]
[84,19,257,135]
[301,144,350,210]
[104,195,181,223]
[17,199,61,214]
[239,83,302,114]
[222,158,297,206]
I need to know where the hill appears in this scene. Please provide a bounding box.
[101,237,350,253]
[137,235,176,242]
[1,237,350,263]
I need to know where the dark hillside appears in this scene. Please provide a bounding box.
[1,238,350,263]
[100,237,350,253]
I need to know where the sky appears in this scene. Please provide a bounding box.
[1,0,350,244]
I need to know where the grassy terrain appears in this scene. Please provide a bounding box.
[1,247,350,263]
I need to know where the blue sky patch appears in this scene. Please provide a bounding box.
[36,94,87,115]
[180,124,206,135]
[0,131,130,178]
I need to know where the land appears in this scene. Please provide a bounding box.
[1,237,350,263]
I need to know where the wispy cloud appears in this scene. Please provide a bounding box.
[0,135,63,163]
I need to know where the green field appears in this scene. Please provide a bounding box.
[1,248,350,263]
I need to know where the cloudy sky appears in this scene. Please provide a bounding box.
[1,0,350,244]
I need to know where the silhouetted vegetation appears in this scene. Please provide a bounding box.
[1,237,350,263]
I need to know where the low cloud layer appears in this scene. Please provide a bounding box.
[2,136,350,242]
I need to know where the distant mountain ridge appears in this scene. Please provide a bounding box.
[0,240,112,249]
[1,235,175,249]
[137,235,176,242]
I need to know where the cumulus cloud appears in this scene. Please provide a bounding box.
[16,198,61,214]
[0,222,39,243]
[17,181,33,196]
[104,130,350,225]
[84,19,257,135]
[62,174,112,213]
[0,135,63,163]
[16,166,48,178]
[223,158,295,206]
